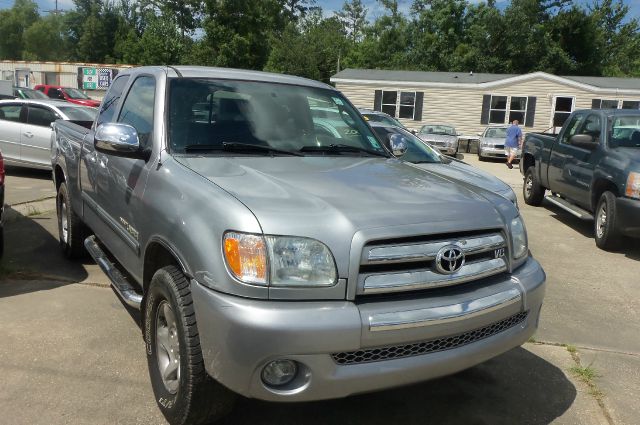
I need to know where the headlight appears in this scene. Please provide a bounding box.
[626,172,640,199]
[223,232,337,287]
[265,236,337,287]
[510,216,528,259]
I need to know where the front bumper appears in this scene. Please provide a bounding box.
[192,257,545,402]
[432,144,458,155]
[616,196,640,237]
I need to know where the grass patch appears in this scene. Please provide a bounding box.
[570,365,597,381]
[565,344,577,354]
[26,205,42,216]
[527,336,537,343]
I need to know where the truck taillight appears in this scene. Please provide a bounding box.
[0,152,5,186]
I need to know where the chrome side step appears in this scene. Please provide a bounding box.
[84,236,142,309]
[544,195,594,220]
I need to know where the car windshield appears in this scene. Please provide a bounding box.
[372,126,442,164]
[362,113,406,129]
[58,106,98,121]
[485,127,508,138]
[610,116,640,148]
[65,88,90,99]
[17,88,48,99]
[420,124,456,136]
[168,78,388,156]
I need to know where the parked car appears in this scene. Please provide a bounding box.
[0,99,97,170]
[52,66,545,425]
[34,84,101,107]
[0,87,50,100]
[521,109,640,250]
[417,123,459,155]
[358,108,412,131]
[478,126,521,160]
[370,122,518,205]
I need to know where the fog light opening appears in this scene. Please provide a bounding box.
[261,359,298,388]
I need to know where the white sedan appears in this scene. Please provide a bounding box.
[0,99,97,170]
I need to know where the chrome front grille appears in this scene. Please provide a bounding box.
[359,232,508,295]
[332,311,528,365]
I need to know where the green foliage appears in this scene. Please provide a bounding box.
[0,0,639,79]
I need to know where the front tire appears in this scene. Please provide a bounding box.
[56,182,86,259]
[144,266,235,425]
[523,166,545,206]
[594,191,623,251]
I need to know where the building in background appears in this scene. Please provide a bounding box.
[0,61,133,100]
[331,69,640,136]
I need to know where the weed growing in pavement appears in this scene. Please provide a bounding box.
[565,344,577,354]
[26,205,42,216]
[570,364,604,399]
[527,336,537,343]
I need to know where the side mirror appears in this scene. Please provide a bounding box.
[94,123,149,160]
[569,134,598,150]
[477,132,483,136]
[410,129,418,135]
[389,134,408,157]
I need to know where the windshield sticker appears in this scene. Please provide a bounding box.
[332,97,344,106]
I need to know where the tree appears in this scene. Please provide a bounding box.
[0,0,40,60]
[335,0,367,44]
[22,14,66,61]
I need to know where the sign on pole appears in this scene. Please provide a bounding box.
[77,67,118,90]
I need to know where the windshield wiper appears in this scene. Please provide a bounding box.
[184,143,303,156]
[299,144,388,157]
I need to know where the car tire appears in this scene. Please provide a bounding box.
[477,148,485,161]
[144,266,235,425]
[0,224,4,259]
[56,182,86,259]
[523,166,545,206]
[594,191,623,251]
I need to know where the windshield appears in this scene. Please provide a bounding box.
[419,124,456,136]
[371,126,442,163]
[484,127,508,138]
[16,88,48,99]
[168,79,387,156]
[610,116,640,148]
[362,113,407,129]
[58,106,97,121]
[64,88,90,99]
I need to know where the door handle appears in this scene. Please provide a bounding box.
[23,132,34,138]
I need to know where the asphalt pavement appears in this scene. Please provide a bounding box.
[1,159,638,425]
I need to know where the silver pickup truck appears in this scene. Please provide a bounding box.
[51,66,546,425]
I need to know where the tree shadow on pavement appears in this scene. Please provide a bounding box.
[5,165,52,181]
[0,209,89,298]
[218,347,576,425]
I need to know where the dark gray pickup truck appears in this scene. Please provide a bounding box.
[521,109,640,249]
[51,66,545,425]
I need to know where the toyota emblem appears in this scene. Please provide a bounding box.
[435,245,465,274]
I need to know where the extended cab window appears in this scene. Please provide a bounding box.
[0,104,22,122]
[26,105,59,127]
[610,116,640,148]
[97,76,129,126]
[118,76,155,149]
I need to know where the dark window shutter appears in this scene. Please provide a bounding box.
[374,90,382,111]
[480,94,491,124]
[591,99,601,109]
[413,92,424,121]
[525,96,536,127]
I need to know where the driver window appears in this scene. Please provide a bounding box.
[560,114,585,145]
[118,76,156,149]
[577,114,601,144]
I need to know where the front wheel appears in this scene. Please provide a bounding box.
[594,191,623,251]
[144,266,235,425]
[523,166,545,206]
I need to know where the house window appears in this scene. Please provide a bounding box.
[381,91,397,117]
[553,96,574,127]
[622,101,640,109]
[509,97,528,123]
[375,90,423,121]
[489,95,507,124]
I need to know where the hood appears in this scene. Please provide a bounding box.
[175,156,507,240]
[613,147,640,165]
[413,159,512,195]
[480,137,504,145]
[419,134,457,143]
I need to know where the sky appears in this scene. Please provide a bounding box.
[1,0,639,21]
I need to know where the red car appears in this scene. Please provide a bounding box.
[34,85,101,107]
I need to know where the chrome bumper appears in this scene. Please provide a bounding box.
[192,256,545,402]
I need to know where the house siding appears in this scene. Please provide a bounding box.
[335,76,640,137]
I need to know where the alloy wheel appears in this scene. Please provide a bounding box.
[155,301,181,394]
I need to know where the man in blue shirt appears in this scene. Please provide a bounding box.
[505,119,523,169]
